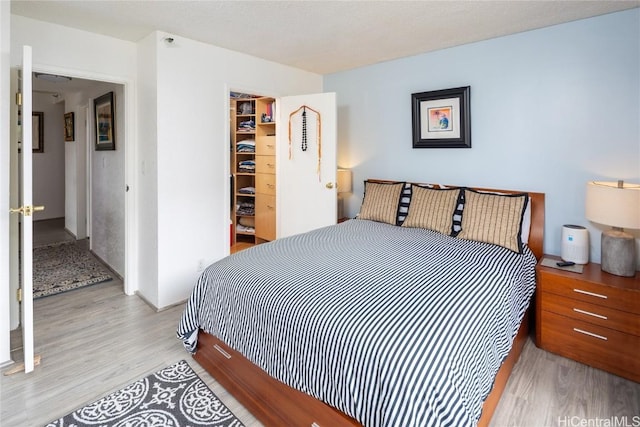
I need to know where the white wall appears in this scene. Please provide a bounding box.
[32,92,65,220]
[1,0,12,366]
[135,32,159,306]
[90,83,126,276]
[142,32,322,308]
[324,9,640,265]
[64,91,83,238]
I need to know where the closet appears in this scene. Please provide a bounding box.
[230,94,276,250]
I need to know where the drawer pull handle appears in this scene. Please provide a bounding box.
[266,144,274,148]
[267,184,275,188]
[573,328,607,341]
[213,344,232,359]
[267,164,275,168]
[573,288,607,299]
[573,308,607,320]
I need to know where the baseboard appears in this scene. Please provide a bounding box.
[89,249,123,282]
[134,291,187,313]
[63,227,77,240]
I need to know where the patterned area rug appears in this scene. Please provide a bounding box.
[33,241,113,299]
[45,360,245,427]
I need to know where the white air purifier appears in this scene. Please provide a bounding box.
[561,225,589,264]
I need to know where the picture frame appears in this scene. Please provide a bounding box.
[64,112,75,141]
[94,91,115,151]
[411,86,471,148]
[32,111,44,153]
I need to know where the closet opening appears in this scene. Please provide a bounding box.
[229,91,277,254]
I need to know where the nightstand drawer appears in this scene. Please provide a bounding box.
[540,292,640,336]
[538,270,640,315]
[540,311,640,382]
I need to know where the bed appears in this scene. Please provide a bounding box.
[178,180,545,427]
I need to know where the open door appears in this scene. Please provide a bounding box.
[277,92,337,238]
[9,46,41,374]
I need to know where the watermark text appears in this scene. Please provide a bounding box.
[558,416,640,427]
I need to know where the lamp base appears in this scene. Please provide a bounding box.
[601,229,637,277]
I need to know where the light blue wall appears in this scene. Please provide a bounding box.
[324,9,640,262]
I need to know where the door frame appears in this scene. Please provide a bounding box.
[225,84,281,254]
[36,66,136,296]
[8,64,137,335]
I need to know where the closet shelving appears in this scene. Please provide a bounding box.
[231,96,276,248]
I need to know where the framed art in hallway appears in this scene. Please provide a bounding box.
[411,86,471,148]
[32,111,44,153]
[94,91,115,151]
[64,112,74,141]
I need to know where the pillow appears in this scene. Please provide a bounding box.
[456,189,529,253]
[358,181,405,225]
[397,183,412,224]
[397,182,436,225]
[401,186,461,235]
[464,189,532,244]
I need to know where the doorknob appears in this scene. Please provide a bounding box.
[9,205,44,216]
[325,182,335,189]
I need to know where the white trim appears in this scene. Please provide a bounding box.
[86,104,92,248]
[225,83,283,256]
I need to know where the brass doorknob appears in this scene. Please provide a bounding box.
[326,182,334,189]
[9,205,45,216]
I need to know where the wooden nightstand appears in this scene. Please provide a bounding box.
[536,255,640,383]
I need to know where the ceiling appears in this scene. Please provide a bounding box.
[11,1,640,75]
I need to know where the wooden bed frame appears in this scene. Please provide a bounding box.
[193,183,545,426]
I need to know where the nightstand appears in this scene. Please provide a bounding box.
[536,255,640,383]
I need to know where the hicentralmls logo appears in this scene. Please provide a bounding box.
[557,416,640,427]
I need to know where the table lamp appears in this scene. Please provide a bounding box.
[337,169,352,220]
[585,180,640,277]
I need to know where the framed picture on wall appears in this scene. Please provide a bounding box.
[411,86,471,148]
[32,111,44,153]
[94,91,115,151]
[64,112,75,141]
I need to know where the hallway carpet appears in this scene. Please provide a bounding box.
[33,241,112,298]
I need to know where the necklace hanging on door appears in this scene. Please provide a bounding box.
[288,104,322,180]
[301,107,308,151]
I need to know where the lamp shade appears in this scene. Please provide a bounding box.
[337,169,352,194]
[585,181,640,229]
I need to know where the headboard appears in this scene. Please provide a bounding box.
[366,179,545,260]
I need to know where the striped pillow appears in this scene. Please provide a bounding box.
[359,181,405,225]
[397,182,438,225]
[401,186,460,235]
[457,189,528,253]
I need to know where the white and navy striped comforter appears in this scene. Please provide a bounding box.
[177,219,537,427]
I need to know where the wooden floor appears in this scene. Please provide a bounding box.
[1,220,638,426]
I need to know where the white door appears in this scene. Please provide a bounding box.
[10,46,38,373]
[277,92,337,238]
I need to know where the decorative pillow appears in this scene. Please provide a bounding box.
[358,181,405,225]
[461,189,532,243]
[457,189,529,253]
[397,183,412,224]
[401,186,461,235]
[397,182,436,225]
[452,190,464,236]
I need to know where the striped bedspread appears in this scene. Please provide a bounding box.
[177,219,537,427]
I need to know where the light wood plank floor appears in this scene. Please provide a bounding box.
[3,280,638,427]
[1,220,638,426]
